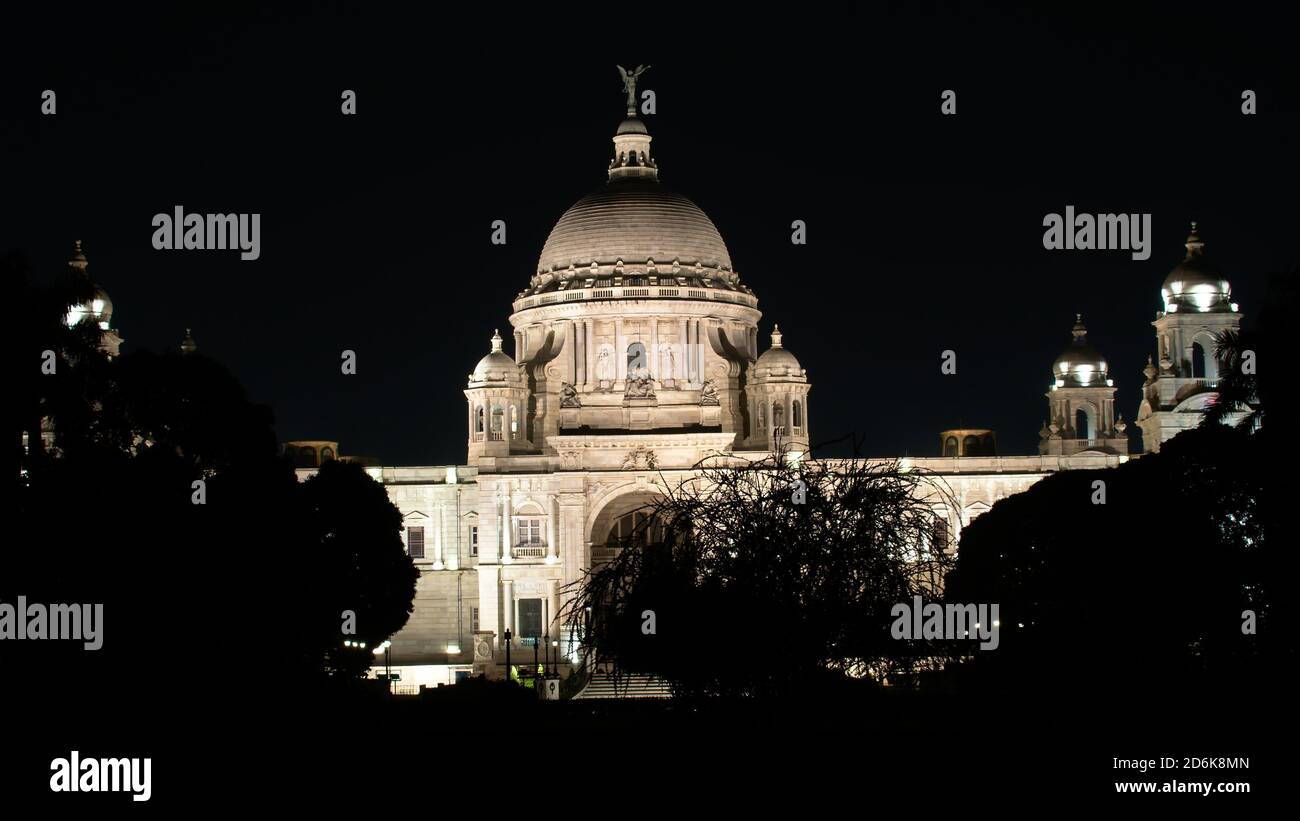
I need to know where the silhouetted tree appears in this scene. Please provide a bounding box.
[1207,263,1297,434]
[295,459,419,678]
[562,445,956,698]
[6,266,419,738]
[947,424,1282,696]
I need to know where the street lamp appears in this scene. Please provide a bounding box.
[503,629,512,684]
[372,639,392,693]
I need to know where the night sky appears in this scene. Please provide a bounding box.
[5,4,1296,463]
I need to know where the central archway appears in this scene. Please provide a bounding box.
[587,487,664,569]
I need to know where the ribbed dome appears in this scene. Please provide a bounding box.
[1161,223,1232,313]
[537,179,732,274]
[616,117,648,135]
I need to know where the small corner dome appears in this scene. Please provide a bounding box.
[66,284,113,330]
[471,330,518,382]
[1052,315,1109,387]
[754,325,805,377]
[1161,223,1233,313]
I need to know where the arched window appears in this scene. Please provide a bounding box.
[792,400,803,429]
[931,513,950,552]
[627,341,647,371]
[1191,340,1213,379]
[1075,409,1090,440]
[283,445,298,461]
[300,446,318,467]
[491,405,503,432]
[962,435,979,456]
[510,405,518,438]
[605,509,663,548]
[944,437,958,457]
[320,446,335,462]
[475,406,485,433]
[772,401,785,430]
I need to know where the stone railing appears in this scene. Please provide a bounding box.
[514,284,757,312]
[513,541,547,558]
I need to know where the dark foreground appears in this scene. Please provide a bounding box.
[3,675,1289,810]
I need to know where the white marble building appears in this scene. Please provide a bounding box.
[277,84,1245,690]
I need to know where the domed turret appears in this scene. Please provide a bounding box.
[465,330,529,465]
[1041,314,1127,456]
[1136,222,1245,453]
[1161,223,1235,313]
[747,325,811,454]
[62,241,123,357]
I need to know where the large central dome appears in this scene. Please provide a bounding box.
[537,178,732,274]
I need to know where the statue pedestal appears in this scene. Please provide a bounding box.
[473,630,497,679]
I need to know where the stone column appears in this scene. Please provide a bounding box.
[500,493,513,564]
[650,315,659,380]
[432,493,445,570]
[584,319,595,390]
[565,320,577,384]
[696,320,707,383]
[547,578,560,636]
[615,318,626,382]
[678,318,688,380]
[546,495,559,564]
[502,579,514,637]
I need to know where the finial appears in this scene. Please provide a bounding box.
[180,328,198,355]
[490,329,503,353]
[1071,314,1087,340]
[771,324,784,349]
[1185,221,1204,257]
[69,240,89,271]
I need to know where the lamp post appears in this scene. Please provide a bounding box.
[504,628,512,684]
[373,639,392,693]
[551,637,559,676]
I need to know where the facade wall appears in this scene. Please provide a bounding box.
[358,451,1132,674]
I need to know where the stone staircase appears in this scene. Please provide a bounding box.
[572,670,672,699]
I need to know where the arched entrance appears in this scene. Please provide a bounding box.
[587,488,663,569]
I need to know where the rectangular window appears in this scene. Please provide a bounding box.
[407,526,425,559]
[517,519,542,546]
[470,526,478,557]
[471,606,479,634]
[518,598,543,639]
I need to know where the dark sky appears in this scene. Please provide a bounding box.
[4,4,1297,463]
